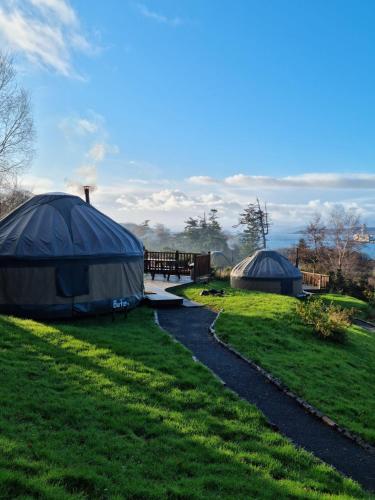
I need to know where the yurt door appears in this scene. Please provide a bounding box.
[280,279,293,295]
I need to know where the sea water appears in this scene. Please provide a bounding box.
[269,232,375,259]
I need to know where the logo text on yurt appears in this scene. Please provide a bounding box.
[112,298,129,309]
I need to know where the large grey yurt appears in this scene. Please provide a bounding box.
[230,249,302,296]
[0,193,144,319]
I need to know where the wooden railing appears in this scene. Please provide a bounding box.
[144,250,211,281]
[301,271,330,290]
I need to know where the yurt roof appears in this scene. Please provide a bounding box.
[231,250,301,279]
[0,193,143,261]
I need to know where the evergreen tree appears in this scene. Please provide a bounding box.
[236,199,270,256]
[184,217,200,236]
[208,209,221,232]
[180,216,201,252]
[180,210,229,253]
[207,209,226,250]
[198,213,208,230]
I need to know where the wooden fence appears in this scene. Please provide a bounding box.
[301,271,330,290]
[192,253,211,281]
[144,250,211,281]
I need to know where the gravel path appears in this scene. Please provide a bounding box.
[157,306,375,492]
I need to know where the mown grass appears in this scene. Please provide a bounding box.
[321,294,371,318]
[179,281,375,446]
[0,308,367,498]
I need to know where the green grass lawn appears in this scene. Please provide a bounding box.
[178,281,375,446]
[0,308,367,498]
[320,294,371,317]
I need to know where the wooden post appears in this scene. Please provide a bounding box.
[175,250,179,278]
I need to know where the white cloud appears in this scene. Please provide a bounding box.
[29,0,77,26]
[186,173,375,190]
[59,113,104,138]
[114,188,242,226]
[225,174,269,186]
[127,178,170,186]
[117,189,194,211]
[60,111,119,192]
[87,143,119,162]
[76,119,98,134]
[222,173,375,189]
[20,174,55,193]
[59,110,119,189]
[0,0,95,78]
[187,175,218,185]
[100,173,375,229]
[187,173,375,189]
[74,164,97,186]
[88,143,106,162]
[137,3,183,26]
[265,200,366,227]
[17,170,375,230]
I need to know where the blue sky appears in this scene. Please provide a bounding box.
[0,0,374,229]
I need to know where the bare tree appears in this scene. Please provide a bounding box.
[327,206,360,272]
[304,213,326,251]
[303,213,326,270]
[0,186,32,218]
[0,52,35,188]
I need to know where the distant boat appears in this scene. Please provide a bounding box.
[353,224,375,243]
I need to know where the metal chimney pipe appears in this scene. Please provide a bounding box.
[83,186,90,204]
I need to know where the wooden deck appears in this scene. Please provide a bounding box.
[144,250,211,281]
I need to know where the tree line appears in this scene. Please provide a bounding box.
[284,210,374,299]
[126,203,374,297]
[125,202,271,262]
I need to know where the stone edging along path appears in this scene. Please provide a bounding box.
[353,318,375,332]
[156,306,375,492]
[210,309,375,455]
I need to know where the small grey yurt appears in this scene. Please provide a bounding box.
[230,249,302,296]
[0,193,144,319]
[211,250,231,269]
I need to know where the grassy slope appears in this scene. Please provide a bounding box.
[320,294,370,317]
[0,309,366,499]
[179,282,375,445]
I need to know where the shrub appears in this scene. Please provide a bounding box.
[363,288,375,307]
[363,290,375,320]
[213,267,232,280]
[297,296,353,343]
[329,271,374,303]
